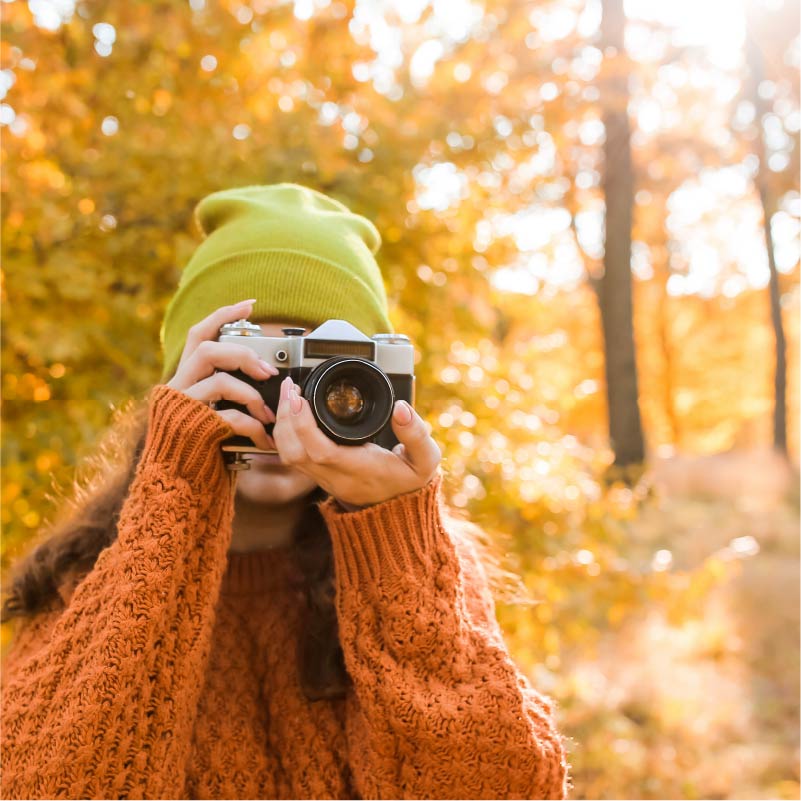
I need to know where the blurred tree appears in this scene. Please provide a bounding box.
[743,0,800,457]
[598,0,645,472]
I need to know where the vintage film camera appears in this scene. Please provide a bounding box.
[215,319,415,468]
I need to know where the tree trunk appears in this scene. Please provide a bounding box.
[746,33,788,457]
[599,0,645,468]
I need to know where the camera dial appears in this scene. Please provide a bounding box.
[372,333,411,344]
[219,319,263,337]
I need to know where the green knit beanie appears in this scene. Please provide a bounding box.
[159,183,393,381]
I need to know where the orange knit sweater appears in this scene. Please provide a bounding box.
[1,385,570,800]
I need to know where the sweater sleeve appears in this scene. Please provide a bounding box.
[1,384,237,801]
[318,473,571,800]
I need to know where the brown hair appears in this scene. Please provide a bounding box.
[2,395,526,702]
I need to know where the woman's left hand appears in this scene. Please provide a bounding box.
[272,376,441,508]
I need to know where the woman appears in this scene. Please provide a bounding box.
[1,184,570,800]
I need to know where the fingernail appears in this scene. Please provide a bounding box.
[259,359,277,374]
[238,298,257,306]
[263,403,275,422]
[289,388,302,415]
[280,375,292,402]
[394,400,412,425]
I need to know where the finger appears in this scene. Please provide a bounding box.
[390,401,441,477]
[284,381,340,465]
[272,377,311,466]
[179,299,257,363]
[174,341,278,389]
[216,408,275,451]
[184,372,274,424]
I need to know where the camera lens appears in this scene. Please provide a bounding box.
[325,380,365,422]
[304,357,394,445]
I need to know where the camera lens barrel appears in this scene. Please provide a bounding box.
[304,357,395,445]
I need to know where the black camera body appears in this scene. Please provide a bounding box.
[215,319,415,459]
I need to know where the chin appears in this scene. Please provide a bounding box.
[234,462,320,505]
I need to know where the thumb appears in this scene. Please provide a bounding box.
[390,401,441,476]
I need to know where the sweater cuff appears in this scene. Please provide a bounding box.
[144,384,235,486]
[319,472,447,589]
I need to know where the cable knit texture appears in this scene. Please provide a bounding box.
[1,384,570,800]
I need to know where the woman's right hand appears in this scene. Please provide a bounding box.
[165,299,278,451]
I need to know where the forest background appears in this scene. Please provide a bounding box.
[1,0,799,797]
